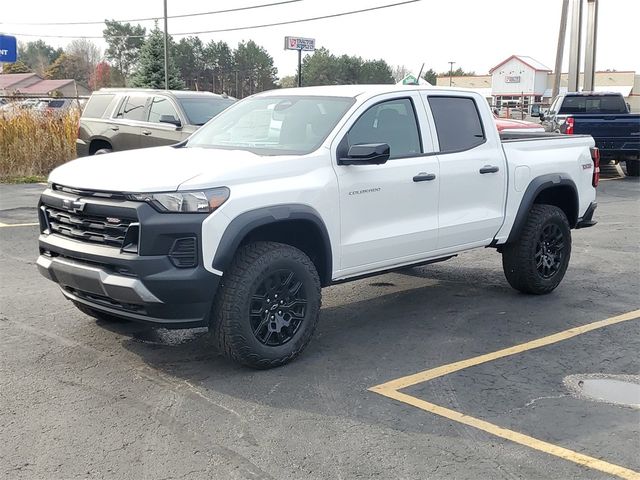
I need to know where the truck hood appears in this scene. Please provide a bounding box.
[48,146,275,193]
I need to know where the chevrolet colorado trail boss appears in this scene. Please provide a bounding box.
[37,85,599,368]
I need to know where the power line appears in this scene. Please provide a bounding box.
[0,0,303,26]
[3,0,421,39]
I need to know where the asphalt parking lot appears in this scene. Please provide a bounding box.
[1,172,638,480]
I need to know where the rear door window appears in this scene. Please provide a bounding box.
[148,96,180,124]
[116,95,148,121]
[428,96,485,153]
[82,94,115,118]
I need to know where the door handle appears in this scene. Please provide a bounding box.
[479,165,500,174]
[109,125,119,131]
[142,130,152,135]
[413,173,436,182]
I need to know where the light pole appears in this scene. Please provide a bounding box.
[448,61,455,86]
[163,0,169,90]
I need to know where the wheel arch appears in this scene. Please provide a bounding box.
[212,205,333,286]
[506,174,578,244]
[89,138,113,155]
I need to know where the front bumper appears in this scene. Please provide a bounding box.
[76,138,89,158]
[37,187,220,328]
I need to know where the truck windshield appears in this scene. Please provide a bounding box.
[178,97,236,126]
[186,95,355,155]
[559,94,627,114]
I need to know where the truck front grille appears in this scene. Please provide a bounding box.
[44,206,135,248]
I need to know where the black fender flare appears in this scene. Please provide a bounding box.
[505,174,578,244]
[212,204,333,281]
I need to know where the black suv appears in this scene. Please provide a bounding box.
[76,88,235,156]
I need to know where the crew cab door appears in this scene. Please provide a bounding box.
[140,95,188,148]
[421,94,507,249]
[333,93,440,276]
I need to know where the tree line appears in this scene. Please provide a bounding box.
[4,20,475,96]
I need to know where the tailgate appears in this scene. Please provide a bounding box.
[574,115,640,152]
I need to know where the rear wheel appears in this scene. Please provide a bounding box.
[625,159,640,177]
[211,241,321,369]
[502,205,571,294]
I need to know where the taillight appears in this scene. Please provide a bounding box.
[590,147,600,187]
[565,116,575,135]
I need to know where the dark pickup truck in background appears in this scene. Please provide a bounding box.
[539,92,640,176]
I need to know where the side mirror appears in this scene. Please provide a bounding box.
[539,113,546,122]
[339,143,390,165]
[159,114,182,127]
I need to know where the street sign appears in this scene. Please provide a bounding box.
[0,35,18,63]
[284,36,315,52]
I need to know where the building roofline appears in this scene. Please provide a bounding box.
[490,55,552,73]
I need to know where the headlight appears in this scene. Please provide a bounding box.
[127,187,230,213]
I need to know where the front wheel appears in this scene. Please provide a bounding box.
[502,205,571,295]
[211,241,321,369]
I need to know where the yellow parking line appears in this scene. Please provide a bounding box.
[0,222,39,228]
[369,309,640,479]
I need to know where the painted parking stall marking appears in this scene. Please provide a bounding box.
[369,309,640,480]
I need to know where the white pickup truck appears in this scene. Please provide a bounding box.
[37,85,599,368]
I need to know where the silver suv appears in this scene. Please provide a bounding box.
[76,88,235,156]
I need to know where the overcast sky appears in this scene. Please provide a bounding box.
[1,0,638,78]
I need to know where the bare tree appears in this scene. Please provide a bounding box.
[66,39,102,86]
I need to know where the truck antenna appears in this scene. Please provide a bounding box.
[415,63,425,84]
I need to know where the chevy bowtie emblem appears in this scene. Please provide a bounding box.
[62,198,86,213]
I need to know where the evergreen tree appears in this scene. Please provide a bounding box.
[131,26,185,90]
[422,68,437,85]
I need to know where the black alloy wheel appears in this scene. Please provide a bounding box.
[535,223,565,279]
[211,241,321,368]
[249,269,307,346]
[501,204,572,295]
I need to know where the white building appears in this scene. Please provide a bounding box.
[489,55,551,110]
[436,54,640,113]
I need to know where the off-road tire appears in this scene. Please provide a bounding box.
[72,301,128,322]
[502,205,571,295]
[625,159,640,177]
[211,241,321,369]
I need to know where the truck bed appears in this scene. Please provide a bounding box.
[499,131,590,142]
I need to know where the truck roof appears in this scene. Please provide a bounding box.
[96,88,233,100]
[258,84,479,99]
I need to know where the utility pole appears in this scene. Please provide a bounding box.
[567,0,583,92]
[583,0,599,91]
[448,61,455,86]
[163,0,169,90]
[297,49,302,87]
[552,0,570,99]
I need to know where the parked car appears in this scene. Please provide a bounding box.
[494,115,544,133]
[38,85,598,368]
[35,98,80,114]
[0,98,41,112]
[76,89,236,157]
[539,92,640,176]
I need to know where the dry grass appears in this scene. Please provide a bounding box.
[0,107,80,182]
